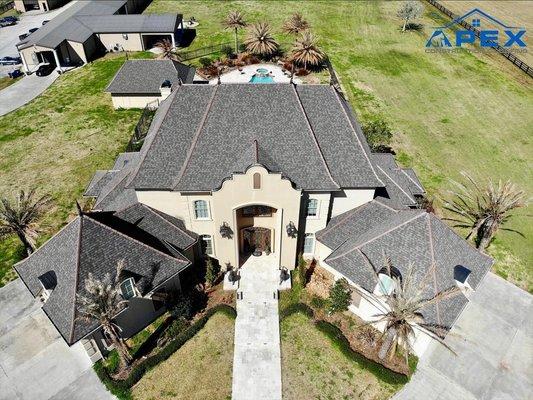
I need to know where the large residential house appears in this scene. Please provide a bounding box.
[15,83,492,360]
[16,0,183,73]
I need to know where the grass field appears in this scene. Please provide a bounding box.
[131,313,234,400]
[0,76,20,90]
[281,313,402,399]
[0,52,150,285]
[146,0,533,292]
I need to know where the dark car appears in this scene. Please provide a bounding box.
[0,56,22,65]
[36,63,55,76]
[19,33,29,41]
[29,27,39,33]
[42,20,50,25]
[8,69,23,79]
[0,19,16,27]
[3,16,18,22]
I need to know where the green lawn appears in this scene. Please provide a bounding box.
[147,0,532,291]
[0,52,152,285]
[0,76,20,91]
[131,312,234,400]
[281,313,402,399]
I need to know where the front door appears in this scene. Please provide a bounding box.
[241,227,272,254]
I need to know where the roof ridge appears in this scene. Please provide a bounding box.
[94,170,131,209]
[331,86,384,186]
[105,59,129,92]
[373,197,403,212]
[84,214,189,264]
[292,85,339,189]
[426,214,442,326]
[68,213,84,343]
[328,212,425,261]
[126,85,183,188]
[376,165,416,203]
[138,203,197,241]
[400,168,425,192]
[316,202,371,241]
[172,85,219,190]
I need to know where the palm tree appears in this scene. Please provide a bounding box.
[0,189,51,256]
[222,10,247,54]
[77,260,132,370]
[364,258,459,367]
[444,173,527,250]
[282,12,310,35]
[244,22,279,57]
[291,31,325,70]
[155,38,178,61]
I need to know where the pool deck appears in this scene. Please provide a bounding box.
[209,63,302,84]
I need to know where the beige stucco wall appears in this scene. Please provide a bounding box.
[13,0,25,12]
[137,166,302,270]
[97,33,144,52]
[111,95,162,109]
[331,188,375,217]
[19,45,54,72]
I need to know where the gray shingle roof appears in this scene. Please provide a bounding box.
[372,153,425,207]
[15,212,190,345]
[106,60,195,94]
[316,197,493,330]
[127,84,383,191]
[84,170,118,197]
[17,0,181,50]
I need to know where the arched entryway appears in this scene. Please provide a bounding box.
[241,227,272,254]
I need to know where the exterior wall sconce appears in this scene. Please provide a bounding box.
[122,33,128,40]
[286,221,297,238]
[219,222,233,239]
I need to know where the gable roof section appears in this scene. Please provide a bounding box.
[316,198,493,330]
[127,84,382,191]
[76,14,180,34]
[106,60,196,95]
[15,212,190,345]
[372,153,425,207]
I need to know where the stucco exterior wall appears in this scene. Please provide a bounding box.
[111,94,162,109]
[97,33,144,52]
[13,0,25,12]
[60,41,85,64]
[19,45,54,72]
[302,192,331,234]
[331,188,375,217]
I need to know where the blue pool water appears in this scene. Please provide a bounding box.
[250,75,275,83]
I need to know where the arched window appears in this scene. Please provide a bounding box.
[306,199,318,217]
[201,234,214,255]
[194,200,210,219]
[253,173,261,189]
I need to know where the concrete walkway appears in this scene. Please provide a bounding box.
[394,273,532,400]
[0,279,114,400]
[231,254,282,400]
[0,72,58,116]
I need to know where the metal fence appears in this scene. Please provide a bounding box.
[177,42,233,61]
[425,0,532,77]
[126,101,158,152]
[0,1,14,14]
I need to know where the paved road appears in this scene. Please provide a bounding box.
[232,254,282,400]
[394,273,533,400]
[0,71,58,116]
[0,279,114,400]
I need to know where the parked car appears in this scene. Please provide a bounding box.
[19,33,29,41]
[3,16,18,22]
[8,69,23,79]
[0,56,22,65]
[42,20,49,25]
[29,27,39,33]
[36,63,55,76]
[0,19,17,27]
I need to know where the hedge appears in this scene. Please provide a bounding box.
[94,304,237,400]
[280,302,409,384]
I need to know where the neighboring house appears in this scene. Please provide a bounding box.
[15,202,198,360]
[16,82,492,359]
[13,0,68,13]
[16,0,184,73]
[105,59,196,109]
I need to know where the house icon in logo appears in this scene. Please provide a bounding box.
[426,8,526,48]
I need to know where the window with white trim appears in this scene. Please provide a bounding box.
[303,233,315,254]
[201,234,214,256]
[306,199,319,218]
[375,273,395,296]
[194,200,210,219]
[120,278,136,300]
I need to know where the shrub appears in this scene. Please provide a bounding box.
[199,57,211,67]
[221,44,234,58]
[279,302,314,320]
[310,295,328,310]
[362,119,393,152]
[103,350,120,374]
[169,294,193,321]
[205,257,220,287]
[166,317,189,338]
[328,278,352,313]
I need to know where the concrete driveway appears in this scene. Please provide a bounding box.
[0,279,114,400]
[395,273,533,400]
[0,72,58,116]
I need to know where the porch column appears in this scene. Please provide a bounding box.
[171,33,176,49]
[20,51,29,73]
[52,49,61,72]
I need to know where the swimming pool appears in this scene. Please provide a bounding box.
[249,68,275,83]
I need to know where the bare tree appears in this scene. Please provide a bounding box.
[282,12,309,35]
[291,30,325,70]
[222,10,247,54]
[397,1,424,32]
[77,260,132,370]
[444,173,527,250]
[244,22,279,57]
[0,189,51,256]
